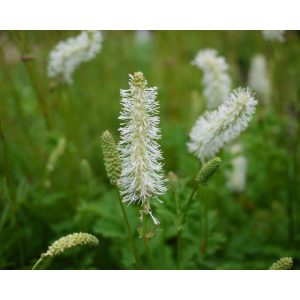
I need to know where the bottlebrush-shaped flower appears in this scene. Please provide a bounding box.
[48,31,103,84]
[248,54,271,103]
[192,49,231,109]
[41,232,99,258]
[188,88,257,161]
[270,257,293,270]
[118,72,167,216]
[262,30,285,43]
[226,144,247,193]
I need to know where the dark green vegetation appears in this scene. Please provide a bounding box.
[0,31,299,269]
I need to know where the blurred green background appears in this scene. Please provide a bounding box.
[0,30,299,269]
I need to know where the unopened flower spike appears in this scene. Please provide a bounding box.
[101,131,121,186]
[48,31,103,84]
[46,136,66,172]
[196,157,221,185]
[42,232,99,258]
[32,232,99,269]
[269,257,293,270]
[118,72,167,224]
[188,87,258,162]
[192,49,231,109]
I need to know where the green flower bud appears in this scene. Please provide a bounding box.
[196,157,221,185]
[101,130,121,186]
[270,257,293,270]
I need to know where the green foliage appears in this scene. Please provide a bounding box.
[0,31,300,269]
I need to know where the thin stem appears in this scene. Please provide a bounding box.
[115,189,141,269]
[24,61,51,129]
[32,257,44,270]
[176,183,199,269]
[201,194,208,257]
[176,231,182,270]
[13,31,51,129]
[141,211,153,269]
[181,184,199,224]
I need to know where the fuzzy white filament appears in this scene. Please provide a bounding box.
[188,88,257,161]
[48,31,103,84]
[248,54,271,104]
[226,144,247,193]
[118,72,166,223]
[262,31,285,43]
[192,49,231,109]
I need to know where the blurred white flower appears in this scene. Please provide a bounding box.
[118,72,166,224]
[262,30,285,43]
[226,144,247,193]
[134,30,152,44]
[192,49,231,109]
[48,31,103,84]
[188,88,257,161]
[248,54,271,104]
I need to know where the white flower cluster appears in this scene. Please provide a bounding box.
[248,54,271,103]
[262,30,285,43]
[118,72,167,214]
[48,31,103,84]
[188,88,257,162]
[192,49,231,109]
[226,144,247,193]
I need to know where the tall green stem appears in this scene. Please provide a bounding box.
[13,31,51,129]
[115,190,141,269]
[176,231,182,270]
[141,209,153,269]
[176,184,199,269]
[182,184,199,224]
[201,194,208,256]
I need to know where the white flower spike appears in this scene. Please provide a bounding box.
[248,54,271,104]
[48,31,103,84]
[226,144,247,193]
[192,49,231,109]
[262,30,285,43]
[188,88,258,162]
[118,72,167,223]
[134,30,152,45]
